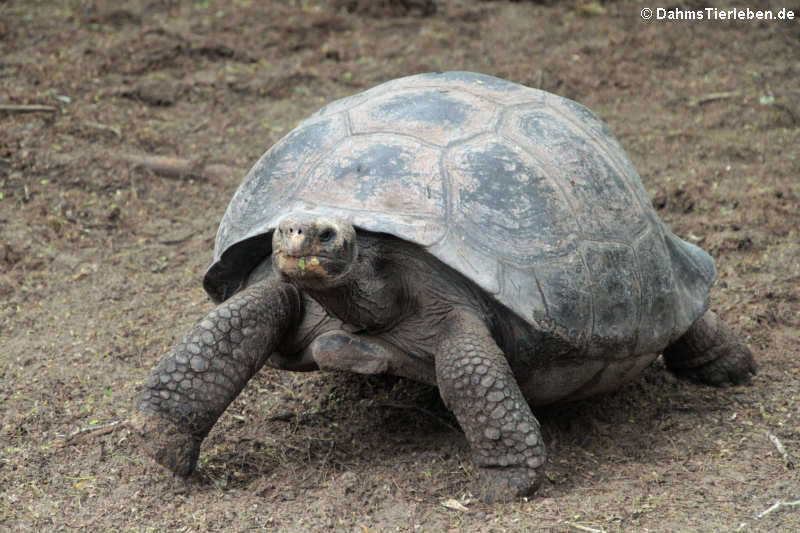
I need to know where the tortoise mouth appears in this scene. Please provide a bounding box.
[282,251,334,260]
[274,251,350,284]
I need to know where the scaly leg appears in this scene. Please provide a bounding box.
[663,310,756,386]
[131,280,303,475]
[435,310,546,502]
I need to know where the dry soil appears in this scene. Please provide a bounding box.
[1,1,798,532]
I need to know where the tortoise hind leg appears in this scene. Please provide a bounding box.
[663,310,756,386]
[305,330,436,386]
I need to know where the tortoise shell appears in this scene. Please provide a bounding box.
[204,71,715,356]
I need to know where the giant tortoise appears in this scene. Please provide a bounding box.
[132,71,756,501]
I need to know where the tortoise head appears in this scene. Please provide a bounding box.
[272,216,357,288]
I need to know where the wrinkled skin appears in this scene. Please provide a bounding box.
[134,216,756,502]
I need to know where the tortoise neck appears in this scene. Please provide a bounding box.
[304,233,407,333]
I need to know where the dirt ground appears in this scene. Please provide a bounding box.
[1,0,798,531]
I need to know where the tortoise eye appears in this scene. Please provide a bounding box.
[319,228,334,243]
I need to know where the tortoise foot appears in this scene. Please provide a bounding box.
[664,310,757,387]
[477,466,541,503]
[129,411,202,477]
[670,343,756,387]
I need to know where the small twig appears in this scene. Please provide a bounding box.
[84,121,122,138]
[756,499,800,519]
[566,522,605,533]
[119,152,239,181]
[51,419,128,447]
[0,103,58,113]
[440,498,469,512]
[737,499,800,530]
[767,432,794,468]
[265,409,333,423]
[689,91,741,106]
[158,232,195,246]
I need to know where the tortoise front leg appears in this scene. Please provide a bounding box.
[131,280,303,476]
[435,310,546,502]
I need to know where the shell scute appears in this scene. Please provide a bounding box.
[349,87,499,147]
